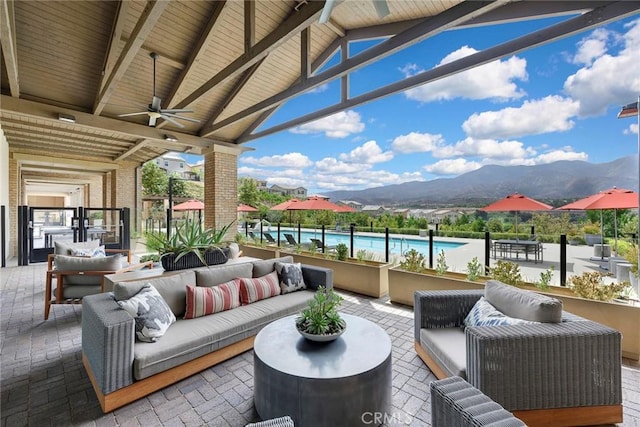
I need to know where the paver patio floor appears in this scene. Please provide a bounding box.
[1,263,639,426]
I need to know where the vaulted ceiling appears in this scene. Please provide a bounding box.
[1,0,638,179]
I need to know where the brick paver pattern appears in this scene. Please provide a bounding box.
[1,264,639,426]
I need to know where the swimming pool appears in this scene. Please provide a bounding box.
[274,230,465,256]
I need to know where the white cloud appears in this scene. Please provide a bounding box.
[564,19,640,116]
[290,110,365,138]
[339,140,394,164]
[306,83,329,94]
[314,157,368,174]
[240,152,312,168]
[624,123,639,136]
[392,132,445,154]
[403,46,528,102]
[534,149,588,164]
[432,137,536,159]
[572,28,610,66]
[462,95,580,139]
[424,159,482,175]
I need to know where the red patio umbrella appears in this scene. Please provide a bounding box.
[558,187,639,253]
[481,192,552,237]
[172,199,204,211]
[237,204,258,212]
[288,196,347,212]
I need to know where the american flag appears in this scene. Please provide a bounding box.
[618,101,639,119]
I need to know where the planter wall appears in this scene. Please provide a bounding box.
[283,251,391,298]
[388,267,485,306]
[238,244,281,259]
[161,247,229,271]
[388,268,640,360]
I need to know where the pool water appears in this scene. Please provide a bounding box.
[276,230,465,256]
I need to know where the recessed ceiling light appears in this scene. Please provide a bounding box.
[58,113,76,123]
[164,134,178,142]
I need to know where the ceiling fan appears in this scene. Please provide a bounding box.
[319,0,389,24]
[118,52,199,128]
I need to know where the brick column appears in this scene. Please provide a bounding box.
[8,155,18,258]
[106,162,141,234]
[203,145,245,240]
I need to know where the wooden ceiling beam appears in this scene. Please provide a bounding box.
[0,0,20,96]
[93,0,169,115]
[12,153,119,172]
[201,0,503,137]
[4,134,123,155]
[99,0,130,93]
[115,139,149,161]
[173,0,324,111]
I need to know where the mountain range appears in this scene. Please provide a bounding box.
[322,156,639,207]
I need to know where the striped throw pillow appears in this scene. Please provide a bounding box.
[239,271,281,305]
[184,280,240,319]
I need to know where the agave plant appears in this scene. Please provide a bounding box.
[147,219,234,266]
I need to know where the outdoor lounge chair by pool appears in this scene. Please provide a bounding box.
[263,232,277,244]
[310,238,337,252]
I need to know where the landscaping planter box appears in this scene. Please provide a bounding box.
[161,247,229,271]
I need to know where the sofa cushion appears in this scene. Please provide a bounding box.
[70,245,106,258]
[54,254,122,285]
[114,270,196,317]
[252,256,294,277]
[239,271,281,305]
[420,328,467,379]
[54,239,101,255]
[133,289,314,380]
[194,263,253,287]
[275,262,306,294]
[464,297,538,328]
[184,280,241,319]
[116,284,176,343]
[485,280,563,323]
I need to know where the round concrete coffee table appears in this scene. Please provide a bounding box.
[253,313,392,427]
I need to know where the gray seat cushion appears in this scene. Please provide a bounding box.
[420,328,467,378]
[54,254,122,286]
[132,290,314,380]
[194,263,253,287]
[484,280,562,323]
[114,270,196,317]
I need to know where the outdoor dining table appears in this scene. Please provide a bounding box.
[492,239,543,263]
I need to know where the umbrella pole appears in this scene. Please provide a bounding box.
[614,209,618,255]
[600,210,604,262]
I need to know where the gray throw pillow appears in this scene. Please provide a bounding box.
[54,239,101,255]
[275,262,306,294]
[252,256,294,277]
[116,284,176,342]
[484,280,562,323]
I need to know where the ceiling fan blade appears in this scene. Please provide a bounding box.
[319,0,337,24]
[161,115,185,128]
[151,96,162,111]
[148,115,158,127]
[373,0,390,19]
[162,112,201,123]
[118,111,149,117]
[161,108,194,114]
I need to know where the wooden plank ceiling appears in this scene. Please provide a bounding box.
[1,0,638,177]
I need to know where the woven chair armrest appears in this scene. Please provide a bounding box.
[466,321,622,411]
[301,264,334,290]
[82,293,135,395]
[414,290,484,340]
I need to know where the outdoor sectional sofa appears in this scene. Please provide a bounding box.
[414,280,622,427]
[82,255,332,413]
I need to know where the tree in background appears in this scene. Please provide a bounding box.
[142,162,168,196]
[238,177,260,208]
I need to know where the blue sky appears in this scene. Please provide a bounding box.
[190,14,640,195]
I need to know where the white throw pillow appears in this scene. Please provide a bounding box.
[275,262,306,294]
[464,297,538,328]
[116,284,176,342]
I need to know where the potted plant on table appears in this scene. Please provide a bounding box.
[147,220,234,271]
[296,286,346,342]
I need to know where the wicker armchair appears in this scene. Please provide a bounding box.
[414,288,622,426]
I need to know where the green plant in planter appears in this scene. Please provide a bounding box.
[536,266,554,290]
[490,260,523,287]
[296,287,345,335]
[466,257,483,281]
[399,249,426,273]
[623,243,638,279]
[139,253,160,263]
[435,250,448,276]
[568,272,630,301]
[335,243,348,261]
[146,220,234,266]
[356,249,367,262]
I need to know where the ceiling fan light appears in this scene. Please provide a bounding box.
[164,134,178,142]
[58,113,76,123]
[148,111,162,119]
